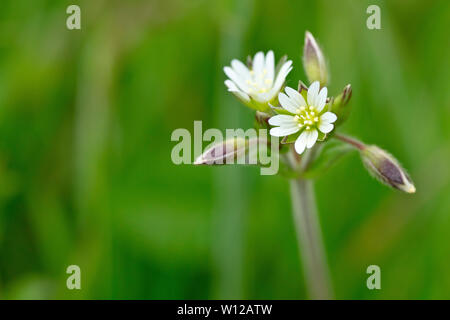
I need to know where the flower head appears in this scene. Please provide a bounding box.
[268,81,337,155]
[224,51,292,111]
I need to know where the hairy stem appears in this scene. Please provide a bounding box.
[286,146,333,299]
[289,177,333,299]
[334,133,366,150]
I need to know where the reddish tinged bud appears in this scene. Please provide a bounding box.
[303,31,329,86]
[361,145,416,193]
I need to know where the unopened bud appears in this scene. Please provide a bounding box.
[361,145,416,193]
[194,137,267,165]
[332,84,352,124]
[303,31,329,86]
[194,137,248,165]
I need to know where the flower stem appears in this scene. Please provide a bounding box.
[289,176,333,299]
[334,133,366,150]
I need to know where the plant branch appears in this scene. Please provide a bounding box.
[333,133,366,150]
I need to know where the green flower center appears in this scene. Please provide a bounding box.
[246,69,273,94]
[294,106,320,130]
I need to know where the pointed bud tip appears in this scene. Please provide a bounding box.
[344,84,352,94]
[193,156,203,165]
[304,31,314,42]
[331,84,353,124]
[403,184,416,194]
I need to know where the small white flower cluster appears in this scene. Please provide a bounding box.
[221,33,416,193]
[224,51,336,154]
[224,51,292,111]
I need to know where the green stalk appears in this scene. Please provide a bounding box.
[288,148,333,299]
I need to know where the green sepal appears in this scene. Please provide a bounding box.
[278,143,291,154]
[317,131,327,141]
[281,131,301,144]
[301,141,353,178]
[270,104,293,116]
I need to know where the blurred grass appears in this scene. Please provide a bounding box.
[0,0,449,299]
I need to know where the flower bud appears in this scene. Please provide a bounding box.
[194,137,248,165]
[331,84,352,124]
[303,31,329,86]
[194,137,268,165]
[361,145,416,193]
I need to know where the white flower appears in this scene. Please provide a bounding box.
[224,51,292,111]
[268,81,337,155]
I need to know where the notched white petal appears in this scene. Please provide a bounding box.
[316,87,327,111]
[268,114,296,126]
[233,91,250,102]
[224,66,248,92]
[307,81,320,106]
[278,92,299,114]
[270,60,292,96]
[320,112,337,123]
[231,59,250,78]
[285,86,307,107]
[225,80,250,102]
[295,132,308,154]
[265,50,275,81]
[318,122,333,133]
[270,126,300,137]
[225,80,238,91]
[253,51,265,74]
[305,129,318,148]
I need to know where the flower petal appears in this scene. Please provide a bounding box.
[278,92,299,114]
[268,114,297,126]
[307,81,320,106]
[295,131,308,154]
[270,125,300,137]
[269,60,292,98]
[265,50,275,82]
[233,91,251,103]
[253,51,264,75]
[231,59,250,79]
[316,86,327,111]
[305,129,318,148]
[318,122,334,133]
[225,79,238,91]
[285,86,307,107]
[320,111,337,123]
[225,80,250,102]
[224,66,248,92]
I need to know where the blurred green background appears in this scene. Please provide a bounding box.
[0,0,449,299]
